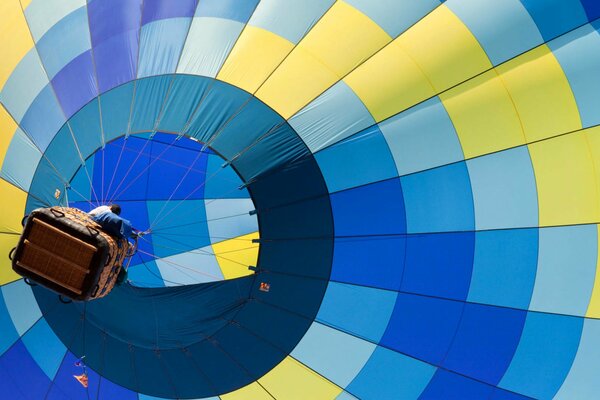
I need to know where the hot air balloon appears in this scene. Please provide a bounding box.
[1,0,600,399]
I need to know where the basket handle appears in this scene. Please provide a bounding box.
[50,208,65,218]
[8,247,16,261]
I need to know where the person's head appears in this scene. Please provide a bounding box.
[109,204,121,215]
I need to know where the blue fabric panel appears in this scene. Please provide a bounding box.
[549,24,600,128]
[401,162,475,233]
[44,124,82,183]
[379,97,463,177]
[490,389,533,400]
[185,79,251,142]
[130,75,173,133]
[142,0,198,25]
[468,229,538,310]
[331,236,405,290]
[0,49,48,122]
[447,0,543,65]
[146,199,211,258]
[316,282,397,343]
[443,304,526,385]
[195,0,259,23]
[20,84,66,152]
[467,146,538,230]
[68,99,103,158]
[93,30,139,93]
[315,125,398,193]
[157,75,212,132]
[88,0,142,44]
[97,378,138,400]
[381,293,464,365]
[24,0,85,43]
[345,0,441,38]
[0,365,24,400]
[330,178,406,236]
[21,319,66,380]
[35,7,91,79]
[292,322,376,387]
[402,232,474,301]
[289,81,375,153]
[146,135,209,199]
[67,157,93,201]
[347,346,436,400]
[249,0,334,44]
[580,0,600,19]
[45,352,100,400]
[0,129,42,192]
[420,369,493,400]
[500,313,583,399]
[0,341,51,400]
[519,0,588,42]
[99,82,134,143]
[51,50,97,118]
[203,154,250,199]
[138,18,193,79]
[127,259,164,286]
[1,280,42,336]
[0,295,19,355]
[25,158,66,211]
[529,225,597,316]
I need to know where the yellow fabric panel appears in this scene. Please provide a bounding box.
[0,234,21,285]
[255,0,391,119]
[259,357,342,400]
[0,0,34,90]
[496,45,581,143]
[217,26,294,94]
[0,178,27,233]
[344,39,435,122]
[220,382,273,400]
[440,70,526,159]
[396,5,492,93]
[528,132,599,227]
[212,232,259,280]
[0,104,18,167]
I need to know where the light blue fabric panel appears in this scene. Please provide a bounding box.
[20,84,66,152]
[345,0,441,38]
[380,97,464,177]
[549,24,600,128]
[466,147,538,230]
[177,17,244,78]
[316,282,396,343]
[67,155,94,202]
[401,162,475,233]
[0,294,19,356]
[100,81,134,142]
[447,0,543,65]
[138,18,193,79]
[315,125,398,193]
[346,346,436,400]
[69,99,103,158]
[249,0,334,44]
[0,49,48,122]
[289,81,375,153]
[554,319,600,399]
[21,318,66,379]
[0,129,42,192]
[24,0,86,42]
[291,322,376,387]
[36,7,92,79]
[155,246,225,286]
[0,280,42,336]
[130,75,173,133]
[205,198,258,242]
[336,391,359,400]
[500,313,583,400]
[203,154,250,199]
[468,229,538,310]
[529,225,596,316]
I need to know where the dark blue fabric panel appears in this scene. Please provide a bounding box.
[95,337,138,392]
[48,352,101,399]
[580,0,600,19]
[259,239,333,279]
[97,378,138,400]
[142,0,198,25]
[51,51,97,118]
[330,178,406,236]
[402,232,475,301]
[157,75,212,133]
[443,304,527,385]
[382,293,464,365]
[0,361,25,400]
[151,348,215,398]
[419,369,493,400]
[131,349,179,398]
[519,0,588,41]
[93,30,139,93]
[332,236,405,290]
[186,79,252,143]
[490,388,533,400]
[258,196,332,239]
[0,341,51,400]
[196,0,259,23]
[88,0,142,44]
[99,82,134,142]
